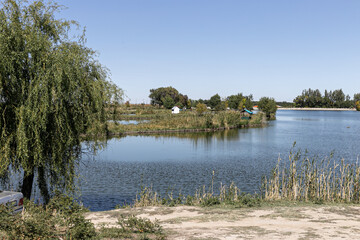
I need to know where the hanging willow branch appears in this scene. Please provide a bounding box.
[0,0,123,201]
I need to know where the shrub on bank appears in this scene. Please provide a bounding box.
[0,193,165,240]
[0,194,96,240]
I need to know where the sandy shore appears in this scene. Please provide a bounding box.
[278,108,356,111]
[85,205,360,239]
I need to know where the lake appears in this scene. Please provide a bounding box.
[80,110,360,211]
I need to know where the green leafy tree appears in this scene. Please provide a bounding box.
[354,93,360,103]
[0,0,122,201]
[356,101,360,111]
[162,95,175,109]
[227,93,243,109]
[196,103,207,115]
[244,94,254,110]
[149,86,179,106]
[238,98,246,110]
[149,86,190,107]
[227,93,253,110]
[258,97,277,120]
[331,89,345,108]
[208,94,221,110]
[354,93,360,109]
[293,88,354,109]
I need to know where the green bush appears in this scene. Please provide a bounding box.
[118,214,163,234]
[0,194,97,240]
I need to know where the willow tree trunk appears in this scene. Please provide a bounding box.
[21,169,34,199]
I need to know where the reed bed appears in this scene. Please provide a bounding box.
[132,175,260,208]
[263,149,360,203]
[130,149,360,209]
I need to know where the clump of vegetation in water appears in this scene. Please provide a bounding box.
[258,97,277,120]
[106,109,265,135]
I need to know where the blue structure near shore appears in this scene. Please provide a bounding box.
[241,108,253,120]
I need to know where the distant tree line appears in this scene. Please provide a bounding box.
[149,87,277,119]
[189,93,254,111]
[293,88,360,109]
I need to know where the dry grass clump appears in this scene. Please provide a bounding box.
[263,148,360,203]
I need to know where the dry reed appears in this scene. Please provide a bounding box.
[263,148,360,203]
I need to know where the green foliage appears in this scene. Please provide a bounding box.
[99,215,165,240]
[355,101,360,111]
[117,214,163,234]
[161,95,175,109]
[293,88,354,108]
[208,94,221,110]
[354,93,360,103]
[227,93,253,110]
[205,114,213,128]
[149,86,189,108]
[130,180,261,209]
[0,0,123,199]
[258,97,277,120]
[0,195,97,240]
[200,197,220,207]
[196,103,207,115]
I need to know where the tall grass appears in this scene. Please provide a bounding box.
[133,175,260,208]
[263,148,360,203]
[131,148,360,208]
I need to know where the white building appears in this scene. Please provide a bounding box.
[172,106,180,114]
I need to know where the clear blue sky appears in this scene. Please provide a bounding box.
[56,0,360,103]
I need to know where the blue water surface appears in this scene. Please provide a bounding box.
[79,110,360,211]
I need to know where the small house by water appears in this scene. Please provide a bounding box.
[172,106,180,114]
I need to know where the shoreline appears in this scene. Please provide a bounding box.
[278,107,356,111]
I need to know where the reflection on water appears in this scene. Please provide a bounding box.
[79,110,360,211]
[107,120,150,125]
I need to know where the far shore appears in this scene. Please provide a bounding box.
[278,107,356,111]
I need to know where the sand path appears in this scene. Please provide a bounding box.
[85,205,360,239]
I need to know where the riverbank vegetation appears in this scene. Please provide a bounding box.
[0,193,165,240]
[293,88,360,109]
[132,151,360,208]
[257,97,277,120]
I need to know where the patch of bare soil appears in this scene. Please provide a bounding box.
[85,205,360,239]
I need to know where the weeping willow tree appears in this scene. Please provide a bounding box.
[0,0,123,201]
